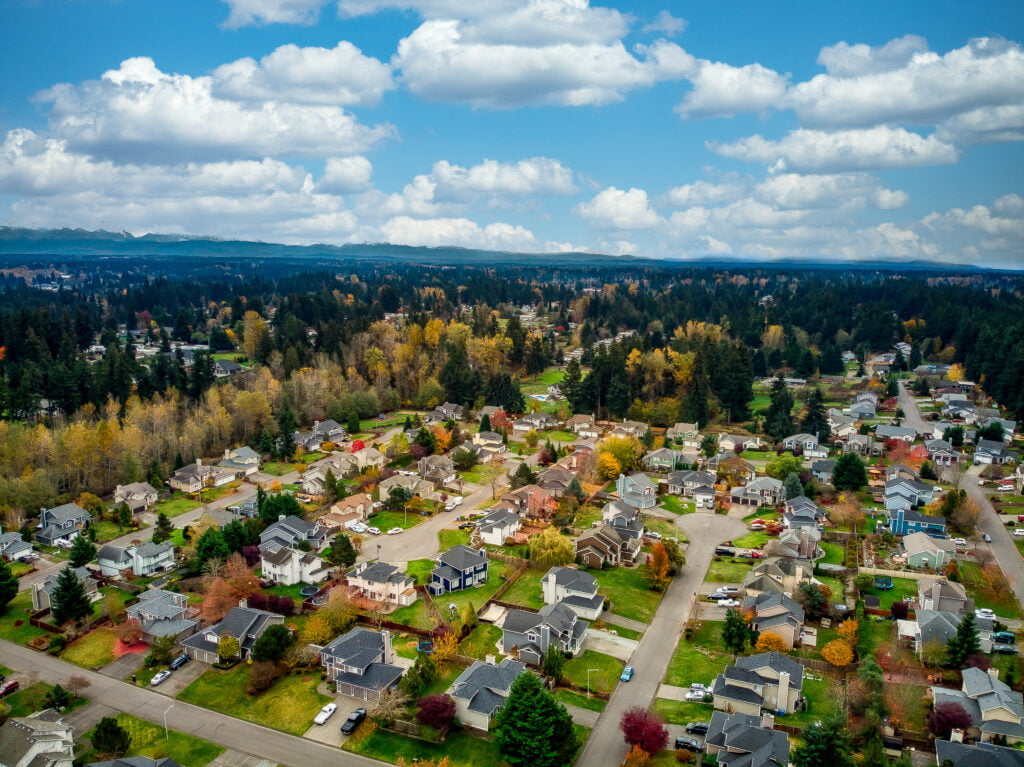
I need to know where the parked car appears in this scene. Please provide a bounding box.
[983,533,992,543]
[706,592,730,601]
[749,523,766,530]
[314,703,337,725]
[620,666,634,682]
[993,644,1019,655]
[1014,529,1024,538]
[387,527,403,535]
[351,523,368,534]
[444,502,458,511]
[0,680,20,697]
[340,708,367,735]
[748,550,764,559]
[718,586,740,594]
[992,631,1016,644]
[719,599,741,608]
[952,537,968,547]
[715,547,735,556]
[646,531,662,541]
[150,670,172,686]
[366,527,382,536]
[684,689,707,702]
[674,735,702,752]
[685,722,710,735]
[170,654,190,670]
[689,682,710,691]
[976,608,997,620]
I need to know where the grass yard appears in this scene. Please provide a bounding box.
[263,582,307,601]
[93,586,137,619]
[438,529,470,551]
[440,562,517,619]
[61,627,117,668]
[860,576,918,610]
[778,677,836,727]
[652,697,713,724]
[367,509,423,530]
[458,623,504,660]
[4,682,86,717]
[155,495,201,518]
[553,688,606,712]
[345,724,502,767]
[817,576,847,603]
[658,496,695,515]
[577,505,603,528]
[83,714,224,767]
[663,627,732,687]
[10,560,34,577]
[591,566,664,623]
[642,515,680,539]
[562,650,623,694]
[498,569,545,609]
[597,622,643,641]
[740,450,774,460]
[743,510,779,522]
[820,541,845,565]
[459,464,503,485]
[407,558,435,585]
[393,634,422,660]
[544,430,578,442]
[261,462,295,476]
[959,560,1023,618]
[178,664,330,736]
[388,599,437,630]
[730,530,769,549]
[705,559,755,584]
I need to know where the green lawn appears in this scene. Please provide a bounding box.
[458,465,503,485]
[820,541,845,565]
[816,576,846,603]
[577,506,603,528]
[658,496,695,515]
[264,582,307,600]
[706,559,755,583]
[458,623,504,660]
[438,529,470,551]
[438,563,517,620]
[652,698,713,725]
[0,591,52,645]
[545,430,578,442]
[367,509,423,530]
[83,714,224,767]
[664,628,732,687]
[591,566,665,623]
[388,599,437,630]
[562,650,623,694]
[730,531,769,549]
[553,688,607,712]
[345,725,503,767]
[61,627,118,668]
[178,664,330,736]
[598,622,643,641]
[742,510,780,522]
[261,462,295,476]
[9,560,34,577]
[155,495,201,518]
[93,587,136,620]
[777,677,836,727]
[211,351,242,361]
[740,450,774,460]
[91,520,140,544]
[642,516,680,539]
[959,560,1024,618]
[407,558,435,585]
[499,569,545,609]
[4,682,87,718]
[860,576,918,610]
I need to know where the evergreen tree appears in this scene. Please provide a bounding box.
[325,533,357,567]
[560,359,582,412]
[275,406,297,459]
[347,411,361,436]
[800,387,829,439]
[494,672,576,767]
[680,352,710,425]
[222,520,247,553]
[479,413,492,433]
[784,473,804,500]
[50,565,93,625]
[511,461,538,489]
[414,426,437,455]
[832,453,867,490]
[764,376,795,442]
[251,623,294,662]
[0,559,18,614]
[92,716,131,757]
[43,684,71,711]
[946,612,981,668]
[69,535,97,568]
[722,608,753,654]
[717,344,754,422]
[920,461,938,480]
[196,528,230,567]
[792,716,853,767]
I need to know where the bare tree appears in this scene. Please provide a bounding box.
[370,687,410,726]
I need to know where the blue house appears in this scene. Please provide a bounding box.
[887,508,947,538]
[615,473,657,509]
[428,545,489,596]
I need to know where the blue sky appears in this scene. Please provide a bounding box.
[1,0,1022,266]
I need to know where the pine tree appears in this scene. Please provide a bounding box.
[784,473,803,500]
[722,607,752,654]
[479,413,492,433]
[69,535,97,568]
[946,612,980,668]
[764,376,795,442]
[0,559,18,614]
[792,716,853,767]
[326,533,357,567]
[832,453,867,490]
[92,716,131,757]
[196,527,230,567]
[50,565,93,625]
[800,387,829,439]
[495,672,576,767]
[560,359,582,412]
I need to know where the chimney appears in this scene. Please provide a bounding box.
[485,654,496,666]
[760,712,775,730]
[950,728,965,743]
[279,514,286,521]
[224,448,230,459]
[988,667,1001,680]
[382,630,394,664]
[776,671,790,711]
[196,458,202,466]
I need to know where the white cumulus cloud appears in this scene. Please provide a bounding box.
[220,0,329,28]
[641,10,686,37]
[664,179,746,207]
[378,215,539,250]
[754,173,907,210]
[676,61,789,119]
[575,187,662,229]
[318,156,374,193]
[816,34,929,77]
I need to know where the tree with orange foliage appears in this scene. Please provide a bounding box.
[221,553,261,601]
[754,632,788,653]
[822,639,854,668]
[837,618,859,643]
[433,631,459,667]
[623,744,649,767]
[200,577,236,624]
[646,543,671,592]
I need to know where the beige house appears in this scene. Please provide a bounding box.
[348,561,418,607]
[918,578,973,613]
[317,493,374,532]
[448,659,527,732]
[742,593,805,650]
[712,652,805,716]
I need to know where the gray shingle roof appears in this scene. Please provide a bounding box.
[450,658,526,715]
[542,566,598,594]
[438,544,487,571]
[935,740,1024,767]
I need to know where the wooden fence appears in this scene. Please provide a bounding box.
[858,566,934,582]
[486,550,531,567]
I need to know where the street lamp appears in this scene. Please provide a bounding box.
[586,668,599,698]
[163,703,174,739]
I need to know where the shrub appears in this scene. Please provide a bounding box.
[247,661,283,694]
[47,634,68,654]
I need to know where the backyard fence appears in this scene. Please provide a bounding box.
[859,566,934,582]
[486,550,531,567]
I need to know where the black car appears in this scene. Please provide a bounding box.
[992,644,1019,655]
[706,592,729,601]
[674,735,702,752]
[685,722,710,735]
[170,654,190,670]
[340,708,367,735]
[991,631,1016,644]
[714,547,735,556]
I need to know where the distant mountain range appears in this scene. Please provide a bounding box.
[0,226,1004,272]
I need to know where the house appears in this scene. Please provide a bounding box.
[477,509,521,546]
[96,541,175,577]
[536,466,575,497]
[477,405,504,421]
[169,460,234,493]
[931,667,1024,744]
[500,485,558,521]
[926,439,966,467]
[316,494,374,533]
[976,439,1015,466]
[918,578,973,613]
[261,547,329,586]
[885,477,937,511]
[775,527,822,560]
[828,408,858,438]
[742,592,805,650]
[908,610,993,657]
[810,459,835,484]
[348,561,418,607]
[616,473,657,509]
[976,417,1017,444]
[667,470,715,497]
[418,455,457,487]
[781,434,828,459]
[836,434,884,457]
[782,496,825,529]
[0,531,33,561]
[718,434,763,453]
[501,601,589,665]
[565,414,600,439]
[512,412,558,434]
[126,589,196,642]
[319,627,404,702]
[642,448,681,472]
[0,709,75,767]
[704,711,790,767]
[213,358,243,377]
[31,566,101,611]
[472,431,507,457]
[848,391,878,418]
[742,558,817,598]
[707,453,756,482]
[934,740,1024,767]
[711,652,805,716]
[259,514,327,554]
[448,658,527,732]
[217,446,261,477]
[608,419,649,439]
[35,503,91,546]
[575,525,641,568]
[887,508,947,538]
[602,500,645,543]
[437,402,465,421]
[904,532,957,569]
[113,482,159,512]
[428,545,489,596]
[666,422,702,449]
[730,477,784,509]
[378,473,434,500]
[541,566,605,620]
[181,606,283,663]
[294,420,346,451]
[876,425,919,443]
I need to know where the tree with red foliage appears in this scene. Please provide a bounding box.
[927,701,973,738]
[416,693,456,734]
[890,601,909,620]
[620,706,668,754]
[966,654,992,672]
[351,439,365,453]
[241,545,261,566]
[200,577,236,623]
[410,443,428,461]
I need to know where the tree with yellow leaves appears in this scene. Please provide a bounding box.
[822,639,854,668]
[433,630,459,667]
[597,452,622,481]
[837,618,859,643]
[754,632,788,653]
[300,613,335,646]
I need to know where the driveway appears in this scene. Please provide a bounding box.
[302,696,364,748]
[152,657,208,697]
[98,650,147,681]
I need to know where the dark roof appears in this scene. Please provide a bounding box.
[334,662,404,692]
[321,627,386,670]
[712,675,764,705]
[438,544,487,571]
[542,566,598,594]
[705,711,790,767]
[935,740,1024,767]
[88,758,183,767]
[450,658,526,715]
[43,502,89,523]
[734,652,804,689]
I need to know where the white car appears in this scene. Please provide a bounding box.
[976,608,997,620]
[387,527,403,535]
[689,682,710,692]
[646,531,663,541]
[453,497,464,506]
[366,527,382,536]
[351,523,368,534]
[150,670,172,686]
[684,689,707,702]
[314,703,337,725]
[1014,529,1024,538]
[952,538,968,547]
[719,599,741,608]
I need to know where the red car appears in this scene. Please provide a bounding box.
[748,550,764,558]
[0,680,20,697]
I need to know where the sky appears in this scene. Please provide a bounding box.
[0,0,1022,266]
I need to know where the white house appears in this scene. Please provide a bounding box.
[541,566,605,620]
[347,561,418,607]
[260,547,329,586]
[96,541,176,577]
[477,509,521,546]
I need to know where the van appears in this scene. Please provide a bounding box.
[1014,529,1024,538]
[170,654,190,670]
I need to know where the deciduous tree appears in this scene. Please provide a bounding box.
[646,543,671,591]
[927,701,973,739]
[528,527,575,569]
[218,633,240,661]
[416,693,456,734]
[755,632,788,653]
[822,639,854,668]
[620,706,669,754]
[200,577,236,624]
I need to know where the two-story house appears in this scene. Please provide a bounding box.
[918,578,973,613]
[259,514,327,554]
[848,391,878,419]
[782,496,826,529]
[320,627,404,702]
[575,524,641,569]
[0,530,33,562]
[827,409,858,439]
[181,606,283,664]
[608,419,650,439]
[500,484,558,521]
[476,509,521,547]
[35,503,91,547]
[667,470,715,497]
[665,422,702,450]
[113,482,159,513]
[885,477,937,511]
[836,434,884,457]
[0,709,75,767]
[448,658,527,732]
[931,667,1024,744]
[642,448,682,472]
[471,431,507,461]
[775,527,822,560]
[876,425,918,444]
[887,507,947,538]
[718,434,763,453]
[781,434,828,459]
[428,545,489,596]
[602,499,645,542]
[810,459,835,484]
[31,566,101,612]
[565,414,600,439]
[217,446,261,478]
[169,460,235,493]
[541,567,605,620]
[96,541,175,577]
[742,593,805,650]
[348,561,418,607]
[711,652,805,716]
[975,439,1015,466]
[742,558,818,599]
[536,466,575,497]
[704,712,790,767]
[512,412,558,434]
[418,455,457,487]
[501,601,589,666]
[925,439,966,467]
[378,473,434,500]
[730,477,784,509]
[125,589,196,642]
[616,473,657,509]
[261,547,329,586]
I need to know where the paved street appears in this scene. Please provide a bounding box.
[576,511,747,767]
